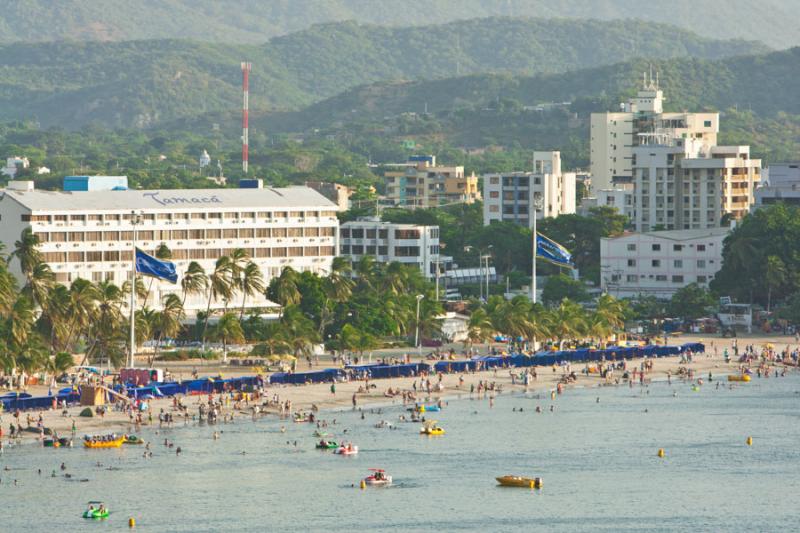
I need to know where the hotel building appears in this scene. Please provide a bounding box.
[383,155,480,208]
[0,183,339,315]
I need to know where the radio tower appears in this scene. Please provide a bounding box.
[241,62,252,174]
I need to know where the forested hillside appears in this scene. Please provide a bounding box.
[0,0,798,48]
[0,18,768,128]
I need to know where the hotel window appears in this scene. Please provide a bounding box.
[240,228,254,238]
[191,213,205,220]
[272,247,287,257]
[67,252,84,262]
[378,229,388,239]
[43,252,66,263]
[171,249,188,260]
[274,212,287,219]
[189,249,205,259]
[71,215,86,222]
[651,244,661,251]
[366,245,377,255]
[627,259,636,267]
[305,227,320,237]
[320,246,335,256]
[171,230,188,240]
[697,259,706,268]
[697,244,706,252]
[256,228,270,238]
[68,232,85,241]
[651,260,661,267]
[673,260,683,268]
[341,245,351,254]
[490,177,499,185]
[85,231,102,241]
[697,275,707,283]
[189,229,204,239]
[340,228,350,238]
[34,232,49,243]
[207,213,221,219]
[656,275,667,281]
[224,212,237,219]
[207,229,222,239]
[138,231,154,240]
[351,228,364,239]
[288,247,303,257]
[103,251,120,261]
[273,228,287,238]
[258,211,272,219]
[351,245,364,255]
[54,215,67,222]
[120,231,133,240]
[88,214,102,221]
[173,212,189,220]
[378,246,388,255]
[489,191,499,198]
[143,214,155,221]
[289,211,303,218]
[223,229,237,238]
[120,251,133,261]
[157,214,171,220]
[365,229,376,239]
[304,246,319,256]
[673,244,683,251]
[255,248,271,258]
[51,232,67,242]
[672,275,684,283]
[395,229,420,239]
[626,244,636,251]
[626,274,638,282]
[287,228,303,237]
[242,212,255,219]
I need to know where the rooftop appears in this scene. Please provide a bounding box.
[605,227,730,242]
[0,186,337,212]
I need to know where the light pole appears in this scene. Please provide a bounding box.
[415,294,424,356]
[531,193,543,303]
[481,253,492,300]
[128,210,143,368]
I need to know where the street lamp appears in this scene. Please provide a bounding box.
[531,192,544,303]
[414,294,425,356]
[128,210,143,369]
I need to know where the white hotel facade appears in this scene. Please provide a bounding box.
[0,185,339,315]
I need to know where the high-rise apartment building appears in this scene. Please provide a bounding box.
[383,155,480,208]
[633,137,760,232]
[482,151,576,228]
[590,74,718,191]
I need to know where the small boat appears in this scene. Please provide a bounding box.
[83,435,125,449]
[44,439,60,448]
[363,468,392,486]
[82,501,110,519]
[420,420,445,435]
[496,475,543,488]
[334,444,358,455]
[727,374,751,382]
[316,440,338,449]
[123,435,145,445]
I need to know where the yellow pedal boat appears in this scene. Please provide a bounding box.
[420,420,445,435]
[496,475,543,488]
[83,436,125,449]
[727,374,751,382]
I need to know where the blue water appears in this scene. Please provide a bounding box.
[2,374,800,532]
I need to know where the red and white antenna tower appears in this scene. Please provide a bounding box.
[241,61,252,173]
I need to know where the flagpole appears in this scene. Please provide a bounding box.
[531,199,537,304]
[129,210,139,369]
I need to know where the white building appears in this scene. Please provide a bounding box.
[754,162,800,208]
[0,185,339,315]
[633,138,760,232]
[340,218,440,277]
[580,184,634,221]
[2,156,30,178]
[590,75,718,191]
[600,227,728,298]
[483,151,576,227]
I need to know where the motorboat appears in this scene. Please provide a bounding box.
[363,468,392,486]
[496,475,543,488]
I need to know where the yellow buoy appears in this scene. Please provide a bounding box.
[129,517,136,528]
[746,436,753,446]
[360,480,366,489]
[657,448,665,458]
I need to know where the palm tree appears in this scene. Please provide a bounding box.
[266,266,301,313]
[180,261,208,308]
[84,280,124,367]
[259,322,290,356]
[550,298,587,350]
[64,278,98,352]
[238,261,265,319]
[202,256,234,344]
[228,248,250,310]
[0,251,18,315]
[465,307,494,351]
[212,312,245,362]
[150,293,185,365]
[281,305,320,358]
[12,228,43,283]
[765,255,787,312]
[23,262,54,311]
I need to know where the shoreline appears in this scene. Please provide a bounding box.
[1,334,796,447]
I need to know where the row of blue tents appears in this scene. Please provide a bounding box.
[1,343,703,410]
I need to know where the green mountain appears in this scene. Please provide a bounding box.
[0,0,798,48]
[0,18,768,129]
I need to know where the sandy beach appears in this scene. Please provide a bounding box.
[2,334,796,446]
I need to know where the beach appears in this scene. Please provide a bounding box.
[3,333,793,445]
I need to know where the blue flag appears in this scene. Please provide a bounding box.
[536,233,574,268]
[135,248,178,284]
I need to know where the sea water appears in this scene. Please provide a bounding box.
[2,374,799,532]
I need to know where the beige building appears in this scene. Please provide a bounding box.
[590,75,718,191]
[384,155,480,208]
[304,181,351,211]
[633,137,760,232]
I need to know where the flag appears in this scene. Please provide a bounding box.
[135,248,178,284]
[535,233,574,268]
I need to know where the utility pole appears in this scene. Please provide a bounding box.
[241,61,251,174]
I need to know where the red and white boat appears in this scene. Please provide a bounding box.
[364,468,392,486]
